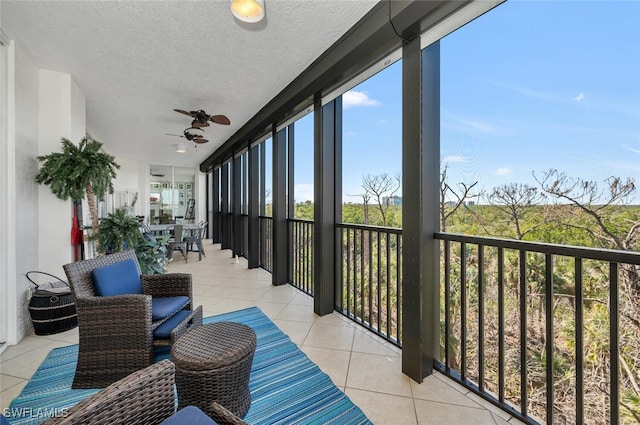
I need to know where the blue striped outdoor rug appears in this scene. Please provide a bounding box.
[6,307,372,425]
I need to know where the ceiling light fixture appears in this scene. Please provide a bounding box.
[230,0,265,23]
[176,144,186,153]
[185,127,205,137]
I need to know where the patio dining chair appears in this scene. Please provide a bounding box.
[166,224,188,263]
[184,221,207,261]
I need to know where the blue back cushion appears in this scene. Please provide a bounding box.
[92,259,142,296]
[159,406,217,425]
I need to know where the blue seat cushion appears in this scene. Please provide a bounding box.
[159,406,217,425]
[151,296,189,321]
[153,309,193,339]
[92,259,142,296]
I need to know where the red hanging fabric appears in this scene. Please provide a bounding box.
[71,202,83,261]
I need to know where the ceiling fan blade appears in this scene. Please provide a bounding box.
[193,138,209,144]
[210,115,231,125]
[165,133,185,138]
[174,109,194,117]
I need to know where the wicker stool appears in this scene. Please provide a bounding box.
[171,322,257,418]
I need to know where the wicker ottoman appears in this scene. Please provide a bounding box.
[171,322,257,418]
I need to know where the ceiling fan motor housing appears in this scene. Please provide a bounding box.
[191,119,209,128]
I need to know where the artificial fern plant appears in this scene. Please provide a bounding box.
[94,208,169,274]
[94,208,142,253]
[35,137,120,234]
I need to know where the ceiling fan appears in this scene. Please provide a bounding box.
[166,128,209,144]
[174,109,231,128]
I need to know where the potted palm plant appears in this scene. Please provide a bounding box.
[35,136,120,234]
[95,208,169,274]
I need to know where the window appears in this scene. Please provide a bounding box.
[341,60,402,227]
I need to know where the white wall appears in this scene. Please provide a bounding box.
[139,162,150,221]
[108,155,145,217]
[38,70,79,277]
[113,155,140,189]
[197,171,206,223]
[70,78,86,144]
[0,34,17,348]
[0,39,39,344]
[15,44,41,341]
[1,32,202,346]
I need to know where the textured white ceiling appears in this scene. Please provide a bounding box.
[1,0,378,167]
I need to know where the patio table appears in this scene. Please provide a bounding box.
[148,223,200,235]
[171,322,257,418]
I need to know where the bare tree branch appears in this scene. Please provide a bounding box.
[440,165,480,231]
[361,173,401,226]
[534,169,636,250]
[347,191,371,225]
[485,182,545,240]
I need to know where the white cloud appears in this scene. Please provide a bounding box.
[456,118,508,135]
[491,81,561,102]
[622,144,640,154]
[492,81,586,105]
[294,183,314,202]
[345,130,357,137]
[442,155,466,163]
[343,90,381,109]
[494,167,513,176]
[604,160,640,172]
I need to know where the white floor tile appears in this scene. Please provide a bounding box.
[303,323,355,351]
[346,352,412,397]
[346,388,417,425]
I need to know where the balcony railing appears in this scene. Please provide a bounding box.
[288,218,314,295]
[240,213,248,258]
[259,216,273,272]
[250,215,639,423]
[336,223,402,346]
[435,232,640,425]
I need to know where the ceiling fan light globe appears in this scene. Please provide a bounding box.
[231,0,265,23]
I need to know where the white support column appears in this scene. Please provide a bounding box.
[0,35,17,347]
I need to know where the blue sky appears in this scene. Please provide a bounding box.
[284,1,640,204]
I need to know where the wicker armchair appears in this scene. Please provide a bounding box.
[63,250,202,388]
[40,360,248,425]
[40,360,177,425]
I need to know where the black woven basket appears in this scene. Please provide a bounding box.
[26,271,78,335]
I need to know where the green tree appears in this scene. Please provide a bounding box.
[35,137,120,233]
[294,200,314,220]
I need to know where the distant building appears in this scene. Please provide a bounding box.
[383,196,403,206]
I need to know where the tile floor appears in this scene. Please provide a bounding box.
[1,242,528,425]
